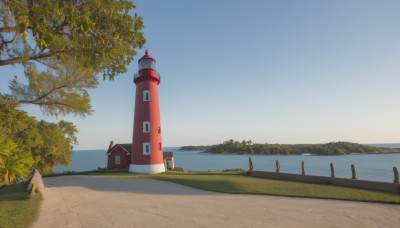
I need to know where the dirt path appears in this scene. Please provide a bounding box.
[32,175,400,228]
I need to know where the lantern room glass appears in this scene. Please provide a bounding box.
[139,58,156,70]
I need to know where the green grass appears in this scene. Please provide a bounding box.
[0,183,42,228]
[1,170,397,227]
[87,170,400,204]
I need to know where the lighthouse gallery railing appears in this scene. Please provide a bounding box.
[134,71,161,80]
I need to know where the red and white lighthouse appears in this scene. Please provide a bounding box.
[129,50,165,173]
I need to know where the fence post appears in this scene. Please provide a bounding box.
[276,160,280,173]
[248,157,254,175]
[393,167,399,184]
[351,164,357,180]
[330,163,335,178]
[301,161,305,175]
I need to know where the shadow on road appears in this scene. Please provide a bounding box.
[43,175,222,195]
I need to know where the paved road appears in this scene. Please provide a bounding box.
[33,175,400,228]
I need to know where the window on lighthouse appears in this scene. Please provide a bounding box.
[143,90,150,101]
[143,143,151,155]
[143,121,150,133]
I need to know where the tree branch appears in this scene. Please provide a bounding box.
[0,50,65,66]
[1,29,19,46]
[19,84,70,104]
[0,26,18,33]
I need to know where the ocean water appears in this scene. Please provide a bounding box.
[56,144,400,183]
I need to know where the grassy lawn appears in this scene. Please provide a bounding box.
[2,170,397,228]
[0,183,42,228]
[87,170,400,204]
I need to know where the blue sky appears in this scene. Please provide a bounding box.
[1,0,399,149]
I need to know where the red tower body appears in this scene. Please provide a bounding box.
[129,50,165,173]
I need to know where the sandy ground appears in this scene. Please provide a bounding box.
[32,175,400,228]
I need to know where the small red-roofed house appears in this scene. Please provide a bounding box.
[106,141,174,170]
[106,141,131,170]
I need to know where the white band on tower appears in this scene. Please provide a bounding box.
[129,164,165,174]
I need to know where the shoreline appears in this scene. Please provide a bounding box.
[179,142,400,155]
[199,151,400,156]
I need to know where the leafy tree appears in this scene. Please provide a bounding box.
[0,1,144,184]
[0,0,145,116]
[32,120,77,174]
[0,105,42,150]
[0,131,34,185]
[0,106,78,185]
[5,58,98,116]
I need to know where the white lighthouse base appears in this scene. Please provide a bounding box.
[129,164,165,174]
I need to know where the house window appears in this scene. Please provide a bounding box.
[159,143,162,151]
[143,90,150,101]
[143,121,150,133]
[115,156,121,165]
[143,143,151,155]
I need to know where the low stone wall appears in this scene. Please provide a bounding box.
[252,171,400,193]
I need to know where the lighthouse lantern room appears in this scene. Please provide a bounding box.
[129,50,165,174]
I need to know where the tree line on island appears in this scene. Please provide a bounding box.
[180,139,400,155]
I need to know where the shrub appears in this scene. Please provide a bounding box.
[170,167,184,172]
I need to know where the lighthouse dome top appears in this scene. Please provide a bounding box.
[138,50,156,71]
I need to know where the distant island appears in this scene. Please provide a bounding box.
[179,140,400,155]
[178,145,212,151]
